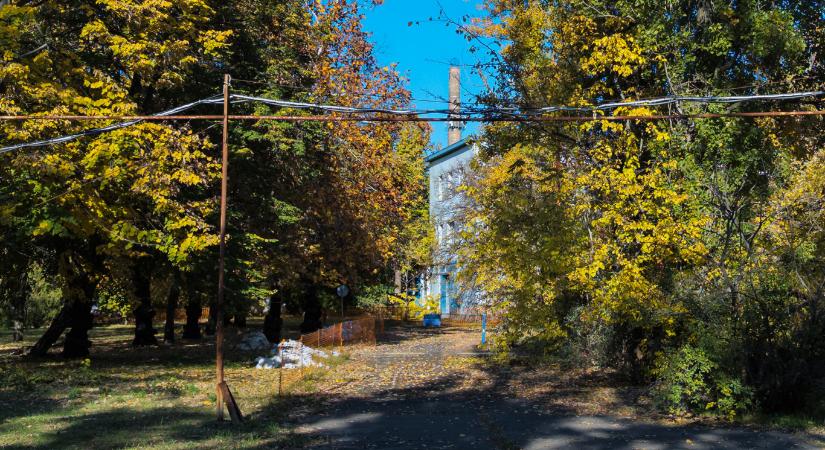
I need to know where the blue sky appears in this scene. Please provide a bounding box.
[363,0,488,149]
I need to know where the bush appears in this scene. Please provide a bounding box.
[653,345,753,419]
[354,284,393,309]
[552,305,612,368]
[23,263,62,327]
[388,293,438,320]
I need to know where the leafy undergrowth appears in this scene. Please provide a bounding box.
[458,352,825,436]
[0,322,348,449]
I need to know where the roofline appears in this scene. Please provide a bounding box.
[424,137,471,164]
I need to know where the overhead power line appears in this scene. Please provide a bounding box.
[233,92,825,116]
[0,97,223,154]
[0,91,823,154]
[516,91,825,114]
[230,94,448,115]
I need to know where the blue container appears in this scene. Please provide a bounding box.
[422,313,441,327]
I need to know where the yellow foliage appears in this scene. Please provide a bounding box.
[581,34,646,78]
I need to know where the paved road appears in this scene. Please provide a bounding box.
[289,325,822,449]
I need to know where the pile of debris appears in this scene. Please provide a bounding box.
[254,339,337,369]
[237,331,271,351]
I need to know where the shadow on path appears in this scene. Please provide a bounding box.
[282,326,822,450]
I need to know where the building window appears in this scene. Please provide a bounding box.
[448,221,457,243]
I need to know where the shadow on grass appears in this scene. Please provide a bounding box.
[0,404,303,450]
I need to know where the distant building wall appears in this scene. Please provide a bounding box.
[423,138,481,314]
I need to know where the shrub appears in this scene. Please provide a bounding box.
[388,293,438,320]
[354,284,393,309]
[654,345,753,419]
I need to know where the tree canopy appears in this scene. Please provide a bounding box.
[0,0,430,354]
[460,0,824,415]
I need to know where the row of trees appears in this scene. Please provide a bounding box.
[459,0,824,416]
[0,0,430,356]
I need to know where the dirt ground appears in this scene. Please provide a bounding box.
[287,323,825,450]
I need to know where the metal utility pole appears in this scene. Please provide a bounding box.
[216,74,243,423]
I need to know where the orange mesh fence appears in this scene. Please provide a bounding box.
[298,316,383,348]
[367,305,500,326]
[369,305,413,321]
[154,307,210,324]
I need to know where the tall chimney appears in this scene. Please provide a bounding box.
[448,66,464,145]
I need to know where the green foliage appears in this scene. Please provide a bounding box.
[317,288,339,314]
[465,0,824,416]
[653,345,753,420]
[0,261,60,330]
[23,263,61,328]
[354,284,392,309]
[95,281,132,320]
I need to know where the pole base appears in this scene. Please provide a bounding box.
[216,381,244,423]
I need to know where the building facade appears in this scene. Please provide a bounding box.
[421,137,480,314]
[416,66,484,314]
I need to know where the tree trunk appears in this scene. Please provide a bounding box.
[62,255,97,358]
[182,278,202,339]
[300,283,323,333]
[10,274,27,343]
[30,260,95,358]
[132,264,158,346]
[63,300,93,358]
[28,300,71,357]
[205,302,217,336]
[182,300,202,339]
[263,296,283,343]
[182,301,202,339]
[12,319,24,342]
[28,246,100,358]
[394,268,403,294]
[163,274,180,343]
[1,254,28,343]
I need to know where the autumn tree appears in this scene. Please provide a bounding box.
[463,0,823,413]
[1,0,228,355]
[1,0,429,352]
[217,0,431,334]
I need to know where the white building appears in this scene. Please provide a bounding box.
[418,66,483,314]
[422,137,479,314]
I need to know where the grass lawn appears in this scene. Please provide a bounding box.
[0,319,347,449]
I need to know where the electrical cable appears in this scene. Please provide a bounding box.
[230,94,457,115]
[0,91,822,154]
[484,92,825,115]
[0,96,224,155]
[230,91,824,116]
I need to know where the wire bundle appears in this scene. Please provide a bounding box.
[1,91,822,154]
[0,97,224,154]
